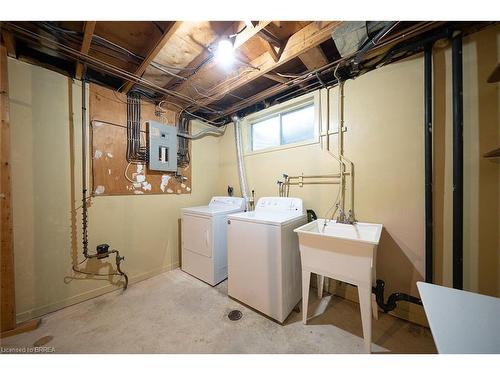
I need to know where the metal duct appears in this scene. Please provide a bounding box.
[232,115,250,210]
[331,21,390,57]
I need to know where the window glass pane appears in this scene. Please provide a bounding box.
[251,116,280,151]
[281,104,315,145]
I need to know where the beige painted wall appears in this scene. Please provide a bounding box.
[8,58,223,322]
[217,26,500,322]
[7,25,499,325]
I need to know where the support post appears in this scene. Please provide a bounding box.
[1,43,40,338]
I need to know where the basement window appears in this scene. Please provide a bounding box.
[250,102,316,152]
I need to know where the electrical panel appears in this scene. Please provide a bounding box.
[147,121,177,172]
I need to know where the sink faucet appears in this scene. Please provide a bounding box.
[335,203,356,225]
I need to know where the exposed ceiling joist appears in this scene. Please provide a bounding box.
[121,21,182,93]
[75,21,96,80]
[162,21,272,91]
[1,31,16,58]
[233,21,273,49]
[299,46,328,70]
[257,27,282,47]
[176,21,341,110]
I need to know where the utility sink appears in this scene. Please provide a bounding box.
[294,219,383,353]
[295,219,383,245]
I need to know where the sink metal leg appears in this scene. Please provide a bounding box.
[302,270,311,324]
[358,285,372,353]
[317,274,324,299]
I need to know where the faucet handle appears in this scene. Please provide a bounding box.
[347,209,356,224]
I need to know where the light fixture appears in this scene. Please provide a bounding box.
[215,37,234,68]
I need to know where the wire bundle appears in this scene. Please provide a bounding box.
[177,113,190,168]
[126,92,148,162]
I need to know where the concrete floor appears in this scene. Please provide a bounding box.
[1,269,436,354]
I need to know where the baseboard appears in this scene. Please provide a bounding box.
[16,262,180,323]
[314,277,429,327]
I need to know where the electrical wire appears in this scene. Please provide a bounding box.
[157,100,226,126]
[124,161,146,183]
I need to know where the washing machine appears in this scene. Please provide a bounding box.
[227,197,307,323]
[181,196,246,286]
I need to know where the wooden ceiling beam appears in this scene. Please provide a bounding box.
[176,21,341,109]
[232,21,273,49]
[257,27,282,47]
[298,46,328,71]
[121,21,182,93]
[1,31,16,58]
[163,21,272,91]
[75,21,96,80]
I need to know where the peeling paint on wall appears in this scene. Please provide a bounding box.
[106,152,113,158]
[94,185,105,195]
[94,150,103,159]
[186,187,191,192]
[160,175,171,192]
[142,182,152,191]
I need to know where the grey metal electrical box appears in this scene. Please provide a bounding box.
[147,121,177,172]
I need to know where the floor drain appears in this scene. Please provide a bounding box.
[228,310,242,321]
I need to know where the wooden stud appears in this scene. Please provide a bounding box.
[0,318,41,339]
[0,42,41,339]
[0,43,16,333]
[121,21,182,93]
[75,21,96,80]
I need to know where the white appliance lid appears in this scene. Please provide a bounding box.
[255,197,304,214]
[227,211,305,226]
[182,196,246,217]
[209,196,246,210]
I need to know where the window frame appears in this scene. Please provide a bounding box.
[244,92,320,155]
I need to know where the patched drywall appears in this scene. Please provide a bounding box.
[8,59,222,322]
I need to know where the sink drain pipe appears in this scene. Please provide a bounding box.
[372,280,422,313]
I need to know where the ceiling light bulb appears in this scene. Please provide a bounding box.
[215,38,234,67]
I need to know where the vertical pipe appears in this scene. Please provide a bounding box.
[232,115,250,210]
[452,33,463,290]
[424,44,433,284]
[81,80,88,257]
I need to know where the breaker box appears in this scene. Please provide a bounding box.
[147,121,177,172]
